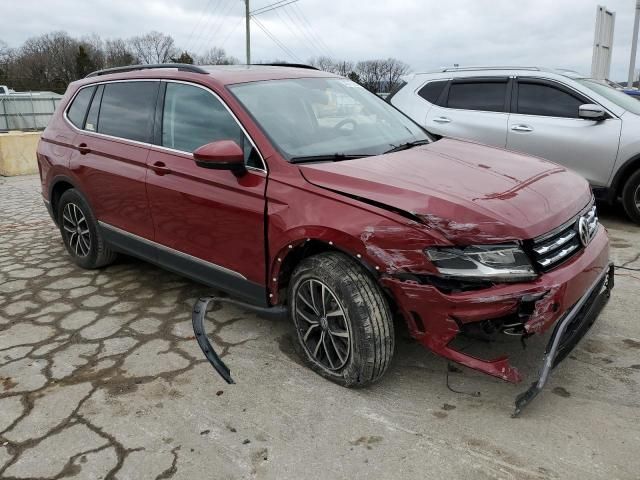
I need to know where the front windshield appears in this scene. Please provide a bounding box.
[576,78,640,115]
[229,77,429,160]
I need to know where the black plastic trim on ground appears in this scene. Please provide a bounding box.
[191,296,288,384]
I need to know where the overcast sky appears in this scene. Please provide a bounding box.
[2,0,639,81]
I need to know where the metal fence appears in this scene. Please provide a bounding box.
[0,92,63,131]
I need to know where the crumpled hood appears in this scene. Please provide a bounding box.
[299,138,592,243]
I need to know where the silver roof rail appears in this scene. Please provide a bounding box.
[86,63,208,78]
[441,66,541,73]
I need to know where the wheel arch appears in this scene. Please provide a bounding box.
[611,153,640,201]
[48,175,80,224]
[269,229,381,305]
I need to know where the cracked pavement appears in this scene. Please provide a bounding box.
[1,174,640,480]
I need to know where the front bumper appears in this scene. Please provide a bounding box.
[381,225,611,409]
[513,263,613,416]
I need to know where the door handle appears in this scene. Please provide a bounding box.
[433,117,452,124]
[150,161,172,175]
[511,125,533,132]
[77,143,91,155]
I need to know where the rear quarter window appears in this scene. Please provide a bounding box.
[67,86,96,128]
[417,80,448,105]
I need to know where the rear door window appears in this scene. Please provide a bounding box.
[98,81,159,142]
[517,82,584,118]
[67,86,96,128]
[446,80,508,112]
[418,80,448,105]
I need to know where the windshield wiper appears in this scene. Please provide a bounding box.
[384,139,430,154]
[290,153,368,164]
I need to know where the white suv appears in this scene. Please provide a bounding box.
[389,67,640,223]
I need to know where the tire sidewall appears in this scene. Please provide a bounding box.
[57,189,102,269]
[622,170,640,224]
[288,254,386,387]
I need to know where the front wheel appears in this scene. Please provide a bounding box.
[622,169,640,225]
[288,252,394,387]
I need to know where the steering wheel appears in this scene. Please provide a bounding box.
[334,118,358,134]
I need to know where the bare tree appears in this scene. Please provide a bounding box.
[381,58,410,93]
[195,47,238,65]
[309,56,338,73]
[128,31,177,64]
[355,60,385,93]
[0,40,10,63]
[103,39,136,68]
[14,32,79,91]
[354,58,409,93]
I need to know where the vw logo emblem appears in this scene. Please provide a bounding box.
[577,216,593,247]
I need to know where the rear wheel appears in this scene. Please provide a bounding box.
[288,252,394,387]
[622,169,640,225]
[57,189,117,269]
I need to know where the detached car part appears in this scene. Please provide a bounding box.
[192,296,287,384]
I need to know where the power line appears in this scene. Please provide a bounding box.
[250,0,299,16]
[184,0,217,52]
[219,15,245,51]
[290,3,334,58]
[194,0,238,55]
[272,8,316,58]
[251,0,298,17]
[187,0,228,53]
[280,5,328,58]
[198,0,238,54]
[250,15,301,62]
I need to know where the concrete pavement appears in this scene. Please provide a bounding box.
[1,174,639,479]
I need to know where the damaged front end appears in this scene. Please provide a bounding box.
[513,264,613,416]
[381,257,613,416]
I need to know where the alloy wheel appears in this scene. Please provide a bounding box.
[294,279,351,372]
[62,203,91,257]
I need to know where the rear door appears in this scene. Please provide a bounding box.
[68,80,159,239]
[506,78,621,186]
[425,77,510,147]
[145,81,267,304]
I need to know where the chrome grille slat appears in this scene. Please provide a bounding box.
[537,242,580,268]
[528,204,598,272]
[533,230,576,255]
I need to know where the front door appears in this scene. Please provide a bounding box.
[145,81,267,304]
[507,78,621,186]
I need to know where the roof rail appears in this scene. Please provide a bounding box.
[86,63,208,78]
[256,63,318,70]
[441,66,541,73]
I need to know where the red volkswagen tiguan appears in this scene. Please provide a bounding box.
[37,64,613,414]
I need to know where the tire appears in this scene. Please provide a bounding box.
[288,252,394,387]
[56,189,117,269]
[622,169,640,225]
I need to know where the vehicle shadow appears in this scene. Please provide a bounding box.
[596,201,639,231]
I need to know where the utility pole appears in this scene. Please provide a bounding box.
[244,0,299,64]
[629,0,640,87]
[245,0,251,64]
